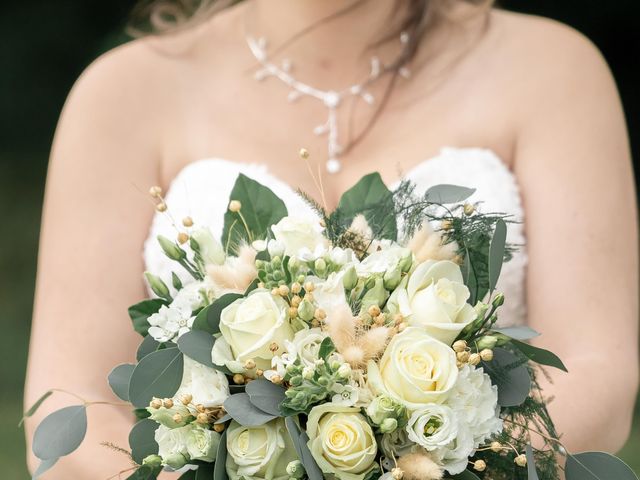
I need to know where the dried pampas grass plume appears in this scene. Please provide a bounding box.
[397,451,444,480]
[207,244,257,294]
[408,222,458,263]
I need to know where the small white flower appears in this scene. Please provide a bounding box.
[331,383,359,406]
[147,305,193,343]
[406,404,459,451]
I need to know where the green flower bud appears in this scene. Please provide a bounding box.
[317,375,330,386]
[272,256,282,268]
[398,248,414,273]
[492,293,505,308]
[302,366,315,380]
[298,299,315,322]
[158,235,187,261]
[290,375,303,387]
[163,452,188,470]
[286,460,306,479]
[383,265,402,291]
[142,454,162,468]
[474,301,489,319]
[144,272,171,300]
[477,335,498,350]
[314,258,327,274]
[361,277,389,310]
[146,403,193,428]
[366,395,407,429]
[379,418,399,434]
[342,265,358,291]
[272,270,284,281]
[337,363,352,379]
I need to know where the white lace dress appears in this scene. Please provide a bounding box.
[144,147,527,326]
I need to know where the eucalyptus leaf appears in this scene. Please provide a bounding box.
[424,184,476,204]
[137,335,160,361]
[491,326,540,341]
[196,464,215,480]
[126,465,163,480]
[245,379,286,416]
[526,444,540,480]
[462,249,479,305]
[214,431,228,480]
[193,293,243,334]
[129,419,159,464]
[565,451,638,480]
[215,414,232,424]
[177,330,216,368]
[32,457,58,479]
[221,174,288,252]
[129,299,167,336]
[483,348,531,407]
[512,340,568,372]
[285,416,304,460]
[318,336,336,361]
[299,431,324,480]
[32,405,87,460]
[488,218,507,292]
[20,390,53,427]
[335,172,397,240]
[128,348,184,408]
[108,363,136,401]
[223,393,276,426]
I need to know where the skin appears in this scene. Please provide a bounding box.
[24,0,638,477]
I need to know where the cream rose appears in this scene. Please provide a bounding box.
[226,418,297,480]
[175,356,229,408]
[271,216,328,259]
[394,260,476,345]
[212,291,293,373]
[367,327,458,408]
[306,404,377,480]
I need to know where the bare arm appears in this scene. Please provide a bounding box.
[513,22,639,452]
[24,41,166,478]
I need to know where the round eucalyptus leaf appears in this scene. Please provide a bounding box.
[128,347,184,408]
[137,335,160,361]
[483,348,531,407]
[32,457,59,479]
[177,330,216,368]
[223,393,276,426]
[129,418,160,465]
[214,431,228,480]
[33,405,87,460]
[245,378,286,416]
[566,451,638,480]
[108,363,135,401]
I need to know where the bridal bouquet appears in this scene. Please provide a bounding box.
[25,170,636,480]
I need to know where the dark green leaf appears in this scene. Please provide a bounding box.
[488,219,507,292]
[128,348,184,408]
[245,379,286,416]
[447,470,481,479]
[108,363,135,401]
[299,431,324,480]
[424,184,476,204]
[134,408,152,420]
[483,348,531,407]
[335,173,397,240]
[462,249,479,305]
[129,418,159,464]
[223,393,276,426]
[172,272,183,290]
[128,299,167,337]
[137,335,160,361]
[33,405,87,460]
[565,452,638,480]
[526,444,540,480]
[196,464,215,480]
[318,336,336,361]
[20,390,53,427]
[178,471,197,480]
[32,457,58,479]
[512,340,568,372]
[244,278,259,295]
[491,326,540,341]
[126,465,162,480]
[177,330,216,368]
[214,431,228,480]
[221,174,288,252]
[193,293,243,334]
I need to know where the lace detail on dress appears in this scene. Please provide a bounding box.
[143,148,528,326]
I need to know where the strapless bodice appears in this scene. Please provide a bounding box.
[143,147,527,326]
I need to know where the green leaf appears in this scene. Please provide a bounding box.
[221,174,288,252]
[447,470,481,479]
[335,173,397,240]
[137,335,160,361]
[178,471,197,480]
[491,326,540,341]
[129,418,159,464]
[483,348,531,407]
[196,464,215,480]
[108,363,135,401]
[134,408,152,420]
[526,444,540,480]
[32,405,87,460]
[129,299,167,337]
[424,184,476,204]
[193,293,243,334]
[565,452,638,480]
[214,431,228,480]
[299,431,324,480]
[318,336,336,361]
[20,390,53,427]
[223,393,277,426]
[177,330,216,368]
[462,249,479,305]
[128,348,184,408]
[285,416,305,460]
[512,340,568,372]
[245,379,286,416]
[32,457,58,479]
[488,219,507,292]
[126,465,163,480]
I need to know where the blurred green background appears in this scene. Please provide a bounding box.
[1,1,638,478]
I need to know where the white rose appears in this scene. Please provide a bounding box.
[356,244,411,275]
[212,291,293,372]
[406,404,458,451]
[226,418,297,480]
[367,327,458,409]
[288,328,328,369]
[175,356,229,408]
[155,424,190,468]
[309,272,351,312]
[306,404,377,480]
[185,425,220,462]
[395,260,476,345]
[271,216,328,259]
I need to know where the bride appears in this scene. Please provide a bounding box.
[24,0,638,477]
